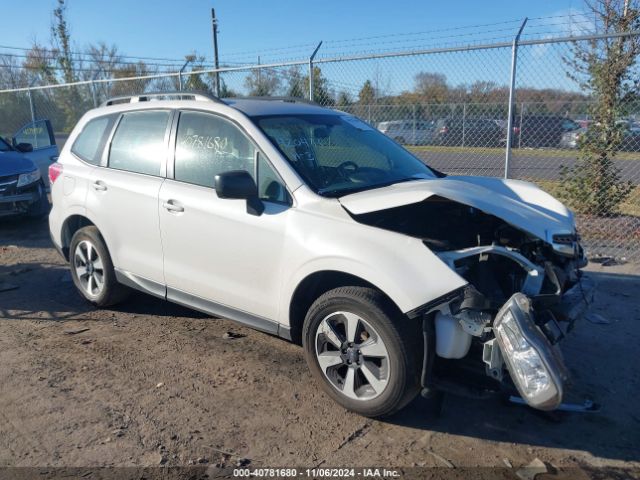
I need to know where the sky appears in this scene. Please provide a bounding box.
[1,0,590,96]
[2,0,584,64]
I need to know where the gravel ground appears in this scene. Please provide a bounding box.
[0,216,639,479]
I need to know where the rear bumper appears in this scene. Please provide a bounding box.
[49,229,66,260]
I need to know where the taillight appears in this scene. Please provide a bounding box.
[513,127,521,135]
[439,126,448,134]
[49,162,63,184]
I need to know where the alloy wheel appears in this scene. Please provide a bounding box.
[314,311,390,401]
[73,240,104,297]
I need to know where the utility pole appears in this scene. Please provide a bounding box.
[211,7,221,96]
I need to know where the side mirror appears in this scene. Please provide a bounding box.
[214,170,264,216]
[14,142,33,153]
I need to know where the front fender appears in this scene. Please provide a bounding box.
[278,209,467,325]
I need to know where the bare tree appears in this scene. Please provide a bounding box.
[244,68,281,96]
[414,72,449,103]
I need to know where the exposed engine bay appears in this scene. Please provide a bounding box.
[350,195,594,410]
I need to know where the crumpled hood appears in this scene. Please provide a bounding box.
[338,176,575,244]
[0,151,37,176]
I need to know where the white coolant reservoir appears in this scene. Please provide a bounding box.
[435,311,472,359]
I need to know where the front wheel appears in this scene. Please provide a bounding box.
[302,287,421,417]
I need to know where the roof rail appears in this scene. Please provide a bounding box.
[228,96,320,106]
[100,91,225,107]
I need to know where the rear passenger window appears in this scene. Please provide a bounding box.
[109,111,169,176]
[71,116,115,165]
[174,111,256,188]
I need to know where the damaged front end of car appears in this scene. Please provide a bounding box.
[427,231,595,410]
[342,178,595,411]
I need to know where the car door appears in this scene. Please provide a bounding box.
[12,119,59,187]
[84,109,171,292]
[159,110,291,328]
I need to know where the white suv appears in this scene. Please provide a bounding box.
[49,92,593,417]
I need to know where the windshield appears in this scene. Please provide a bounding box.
[253,114,436,196]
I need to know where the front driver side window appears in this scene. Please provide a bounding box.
[257,154,290,204]
[175,111,290,204]
[175,111,256,188]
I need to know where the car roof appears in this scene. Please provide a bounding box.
[94,93,338,119]
[224,97,333,116]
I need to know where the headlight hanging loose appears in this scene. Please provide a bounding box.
[493,293,567,410]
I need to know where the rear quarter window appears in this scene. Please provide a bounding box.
[71,115,116,165]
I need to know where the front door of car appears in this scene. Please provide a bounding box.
[159,110,291,323]
[85,110,171,290]
[12,119,59,188]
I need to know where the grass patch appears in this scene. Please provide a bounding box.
[534,179,640,218]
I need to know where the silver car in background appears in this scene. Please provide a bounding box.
[377,120,434,145]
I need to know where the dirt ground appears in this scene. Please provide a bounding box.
[1,216,639,479]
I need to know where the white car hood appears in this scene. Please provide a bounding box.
[338,176,575,244]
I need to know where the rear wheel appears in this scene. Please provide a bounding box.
[302,286,421,417]
[69,226,129,307]
[393,136,406,144]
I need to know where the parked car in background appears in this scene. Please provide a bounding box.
[506,115,579,148]
[433,118,503,147]
[49,92,592,417]
[377,120,435,145]
[560,123,640,151]
[6,119,59,188]
[558,127,585,150]
[575,119,592,129]
[0,135,50,218]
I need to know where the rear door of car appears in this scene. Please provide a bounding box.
[12,119,58,187]
[84,109,172,292]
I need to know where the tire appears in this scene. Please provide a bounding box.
[393,136,406,144]
[69,226,130,307]
[302,286,421,417]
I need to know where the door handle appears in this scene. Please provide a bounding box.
[92,181,107,191]
[162,200,184,213]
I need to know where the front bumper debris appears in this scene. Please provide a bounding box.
[509,395,601,413]
[557,275,596,330]
[420,274,596,411]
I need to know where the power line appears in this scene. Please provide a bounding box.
[0,51,213,70]
[0,43,204,65]
[216,42,318,59]
[0,11,598,68]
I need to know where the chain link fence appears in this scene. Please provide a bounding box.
[1,30,639,261]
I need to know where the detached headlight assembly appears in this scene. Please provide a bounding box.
[17,169,41,188]
[494,293,567,410]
